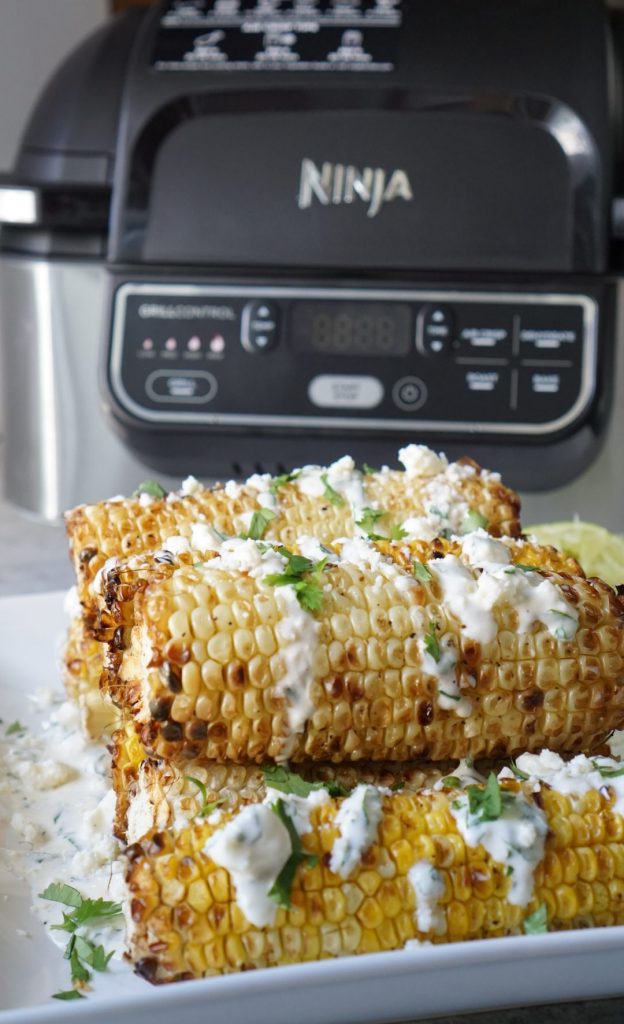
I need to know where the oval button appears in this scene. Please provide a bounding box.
[308,374,384,410]
[146,369,217,404]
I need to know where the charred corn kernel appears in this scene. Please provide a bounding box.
[125,780,624,983]
[104,544,624,765]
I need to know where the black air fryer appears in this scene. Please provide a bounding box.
[3,0,624,518]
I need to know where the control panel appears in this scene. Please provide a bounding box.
[108,284,597,437]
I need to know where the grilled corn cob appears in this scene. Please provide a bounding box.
[104,537,624,764]
[124,766,624,982]
[66,448,521,613]
[110,722,455,842]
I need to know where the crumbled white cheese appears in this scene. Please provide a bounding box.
[181,475,202,496]
[224,480,243,500]
[398,445,448,478]
[329,785,383,878]
[138,491,155,507]
[9,813,48,845]
[15,760,76,790]
[161,535,191,556]
[245,473,277,511]
[294,455,368,520]
[408,860,446,934]
[459,529,511,569]
[190,522,227,553]
[204,804,291,927]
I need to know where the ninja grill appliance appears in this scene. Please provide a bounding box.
[2,0,624,524]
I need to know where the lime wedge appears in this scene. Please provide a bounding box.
[524,521,624,587]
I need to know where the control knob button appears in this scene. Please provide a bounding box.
[417,303,454,355]
[241,300,279,353]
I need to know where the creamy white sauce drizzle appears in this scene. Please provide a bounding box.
[408,860,446,934]
[263,786,330,834]
[418,633,472,717]
[449,788,548,906]
[204,804,291,927]
[429,555,579,647]
[502,751,624,817]
[329,785,383,879]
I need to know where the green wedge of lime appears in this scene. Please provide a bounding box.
[524,521,624,587]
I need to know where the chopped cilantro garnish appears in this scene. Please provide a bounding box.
[515,563,539,572]
[132,480,166,499]
[39,882,82,908]
[262,765,349,798]
[591,760,624,779]
[439,689,461,702]
[53,990,85,1001]
[320,473,346,508]
[413,561,432,582]
[549,609,576,620]
[244,507,276,540]
[264,547,328,613]
[390,780,405,792]
[268,799,319,909]
[362,463,378,476]
[423,621,441,663]
[463,509,489,532]
[508,760,530,781]
[523,902,548,935]
[269,471,300,497]
[465,773,509,823]
[41,884,119,999]
[389,523,408,541]
[184,775,225,816]
[5,720,26,736]
[356,507,386,540]
[441,776,461,789]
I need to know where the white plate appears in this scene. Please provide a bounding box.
[1,591,624,1024]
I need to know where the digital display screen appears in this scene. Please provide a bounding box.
[291,302,412,357]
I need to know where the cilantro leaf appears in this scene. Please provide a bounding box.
[439,689,461,702]
[591,760,624,779]
[320,473,346,508]
[132,480,166,499]
[53,990,85,1001]
[262,765,349,798]
[268,799,318,909]
[264,547,328,613]
[413,561,432,583]
[270,471,300,497]
[465,773,505,823]
[515,563,539,572]
[5,720,26,736]
[69,898,123,928]
[69,949,90,985]
[39,882,83,908]
[463,509,489,532]
[184,775,224,816]
[389,523,408,541]
[356,507,385,539]
[362,463,378,476]
[244,507,276,541]
[424,621,441,663]
[441,776,461,789]
[523,902,548,935]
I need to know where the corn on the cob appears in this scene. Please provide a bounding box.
[124,770,624,982]
[110,722,456,843]
[103,538,624,765]
[66,449,521,613]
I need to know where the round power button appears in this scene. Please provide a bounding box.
[392,376,428,411]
